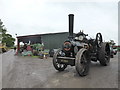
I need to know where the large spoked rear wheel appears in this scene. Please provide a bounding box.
[75,48,90,76]
[53,49,67,71]
[98,43,110,66]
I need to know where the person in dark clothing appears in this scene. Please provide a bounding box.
[14,47,16,52]
[23,44,27,50]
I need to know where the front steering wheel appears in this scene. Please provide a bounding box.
[96,33,103,47]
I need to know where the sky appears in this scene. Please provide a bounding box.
[0,0,119,45]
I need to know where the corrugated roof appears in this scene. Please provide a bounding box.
[17,32,68,38]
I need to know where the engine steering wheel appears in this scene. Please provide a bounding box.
[96,33,103,47]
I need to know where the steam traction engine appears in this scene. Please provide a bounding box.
[53,14,110,76]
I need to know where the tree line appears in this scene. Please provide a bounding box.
[0,19,15,47]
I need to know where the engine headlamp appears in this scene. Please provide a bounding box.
[78,36,84,41]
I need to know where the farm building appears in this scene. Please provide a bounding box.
[16,32,70,54]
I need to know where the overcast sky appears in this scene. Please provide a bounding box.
[0,0,118,45]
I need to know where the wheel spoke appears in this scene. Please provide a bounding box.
[79,55,87,72]
[59,64,62,68]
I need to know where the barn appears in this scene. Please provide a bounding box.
[16,32,69,54]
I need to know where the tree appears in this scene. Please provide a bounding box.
[110,40,116,46]
[0,19,15,47]
[107,40,116,46]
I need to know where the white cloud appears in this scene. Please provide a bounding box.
[0,0,118,44]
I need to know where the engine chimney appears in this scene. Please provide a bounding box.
[68,14,74,39]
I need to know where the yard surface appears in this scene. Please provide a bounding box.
[1,49,119,88]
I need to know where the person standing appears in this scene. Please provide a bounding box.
[14,46,16,52]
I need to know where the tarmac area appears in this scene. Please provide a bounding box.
[1,49,119,88]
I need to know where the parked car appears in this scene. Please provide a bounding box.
[49,49,59,57]
[0,43,7,53]
[113,48,117,55]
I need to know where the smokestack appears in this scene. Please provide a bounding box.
[68,14,74,39]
